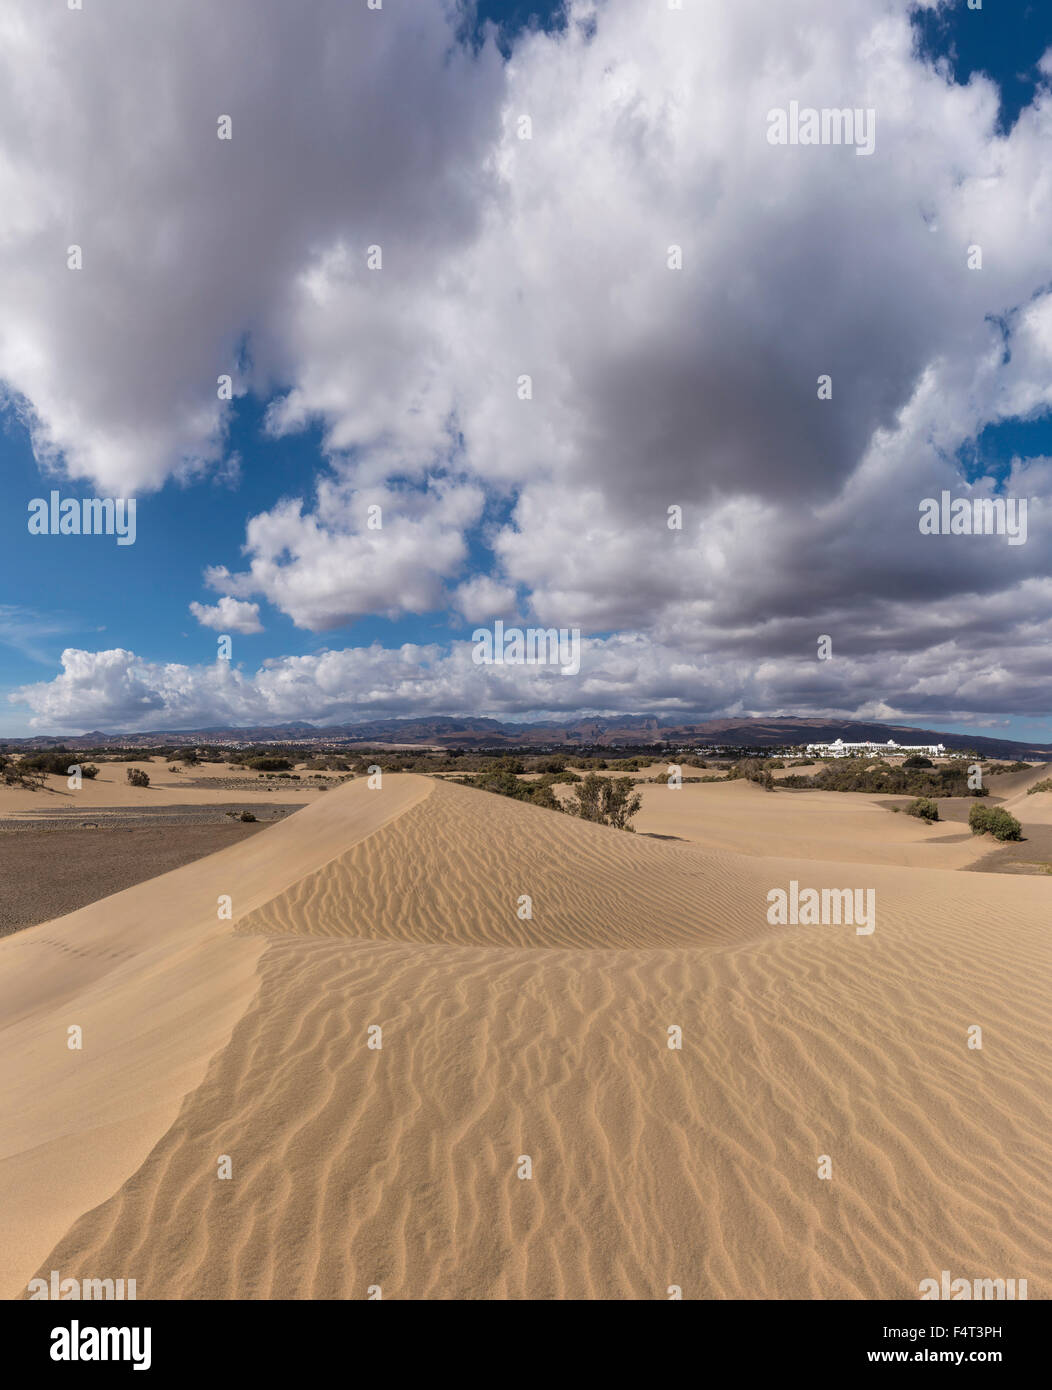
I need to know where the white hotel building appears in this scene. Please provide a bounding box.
[805,738,947,759]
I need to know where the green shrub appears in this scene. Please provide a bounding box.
[987,808,1022,841]
[239,810,257,822]
[907,797,939,822]
[533,757,567,774]
[726,758,775,790]
[126,767,150,788]
[21,749,80,775]
[482,756,525,774]
[969,804,1022,841]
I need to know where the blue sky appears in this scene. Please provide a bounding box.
[3,0,1052,742]
[1,1,567,733]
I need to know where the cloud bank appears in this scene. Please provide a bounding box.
[5,0,1052,729]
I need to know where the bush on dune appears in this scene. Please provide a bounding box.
[968,804,1022,841]
[456,768,561,811]
[726,758,775,790]
[567,773,642,830]
[455,767,642,829]
[906,797,939,822]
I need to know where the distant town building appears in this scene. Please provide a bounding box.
[805,737,946,759]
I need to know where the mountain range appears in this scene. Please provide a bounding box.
[4,715,1052,760]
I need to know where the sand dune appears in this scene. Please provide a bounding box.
[628,778,989,868]
[4,775,1050,1299]
[0,774,427,1297]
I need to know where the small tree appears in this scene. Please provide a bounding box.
[127,767,150,788]
[600,776,643,830]
[568,774,642,830]
[568,772,604,822]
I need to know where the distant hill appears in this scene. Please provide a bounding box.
[4,714,1051,760]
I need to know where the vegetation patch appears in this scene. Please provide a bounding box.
[968,805,1023,841]
[782,759,985,798]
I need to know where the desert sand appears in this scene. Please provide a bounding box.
[0,759,330,817]
[1,774,1048,1299]
[630,780,990,868]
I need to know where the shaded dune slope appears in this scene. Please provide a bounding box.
[26,777,1051,1299]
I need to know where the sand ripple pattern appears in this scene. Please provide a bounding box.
[235,780,759,949]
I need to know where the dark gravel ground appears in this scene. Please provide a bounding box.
[0,809,298,935]
[962,825,1052,875]
[0,802,300,829]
